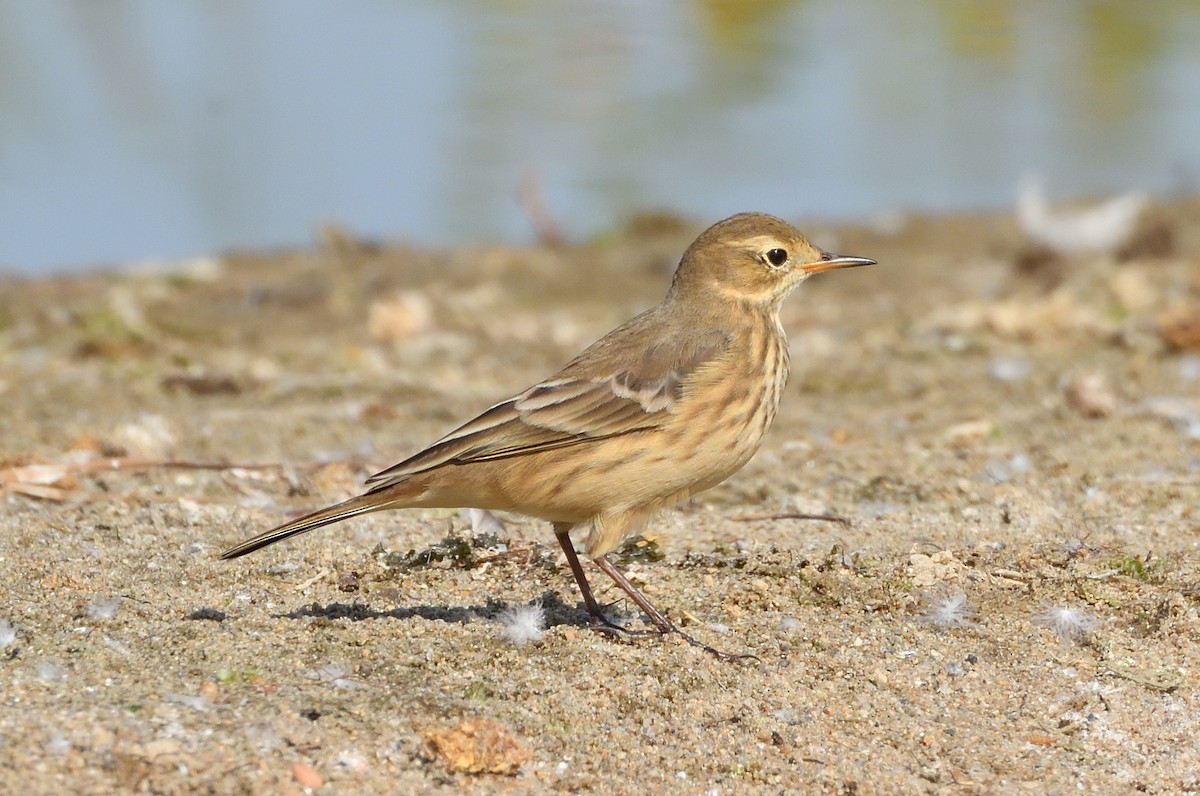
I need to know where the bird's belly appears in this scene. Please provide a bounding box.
[508,378,780,519]
[421,346,787,529]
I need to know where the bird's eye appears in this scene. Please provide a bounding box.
[765,248,788,267]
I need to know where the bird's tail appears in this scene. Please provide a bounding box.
[219,492,403,560]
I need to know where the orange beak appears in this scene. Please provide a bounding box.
[801,252,876,274]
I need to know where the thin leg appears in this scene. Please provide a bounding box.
[554,525,648,637]
[554,525,606,621]
[593,555,759,662]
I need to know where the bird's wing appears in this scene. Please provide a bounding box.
[363,325,730,491]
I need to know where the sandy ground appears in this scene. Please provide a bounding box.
[2,202,1199,794]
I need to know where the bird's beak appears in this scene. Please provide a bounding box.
[801,252,876,274]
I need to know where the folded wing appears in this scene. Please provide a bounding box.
[363,325,729,492]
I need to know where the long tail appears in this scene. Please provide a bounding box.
[220,493,400,559]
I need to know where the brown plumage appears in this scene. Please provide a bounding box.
[221,212,874,656]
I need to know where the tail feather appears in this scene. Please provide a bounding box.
[220,493,398,559]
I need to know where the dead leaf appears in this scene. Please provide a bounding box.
[423,718,530,775]
[1159,309,1200,352]
[0,463,72,486]
[6,483,74,501]
[0,463,78,501]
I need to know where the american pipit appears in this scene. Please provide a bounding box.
[222,213,874,656]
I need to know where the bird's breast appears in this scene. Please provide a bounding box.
[453,324,792,524]
[669,323,789,490]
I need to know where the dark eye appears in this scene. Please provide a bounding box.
[765,248,788,266]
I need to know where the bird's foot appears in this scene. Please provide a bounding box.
[590,555,760,662]
[586,606,758,661]
[584,609,660,640]
[649,619,760,663]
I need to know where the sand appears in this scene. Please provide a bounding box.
[1,203,1198,794]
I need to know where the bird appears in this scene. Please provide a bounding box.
[221,212,875,657]
[1016,175,1147,256]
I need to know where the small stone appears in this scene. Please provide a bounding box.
[1064,372,1117,418]
[367,291,434,343]
[110,414,177,458]
[143,739,182,758]
[292,759,324,788]
[943,419,995,449]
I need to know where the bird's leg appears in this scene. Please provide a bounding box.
[592,555,759,662]
[554,526,648,638]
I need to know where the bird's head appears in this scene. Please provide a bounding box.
[670,212,875,309]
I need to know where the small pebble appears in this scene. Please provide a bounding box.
[989,357,1031,381]
[292,760,324,789]
[367,291,434,343]
[1179,355,1200,381]
[1065,372,1117,418]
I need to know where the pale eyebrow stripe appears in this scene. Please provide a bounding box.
[734,235,785,250]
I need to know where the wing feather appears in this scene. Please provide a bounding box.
[363,320,729,491]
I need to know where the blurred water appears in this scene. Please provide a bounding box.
[2,1,1198,273]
